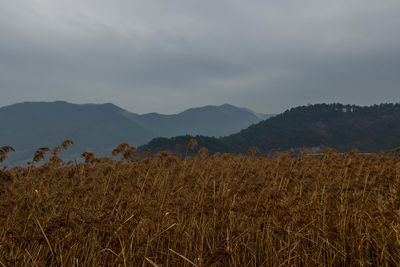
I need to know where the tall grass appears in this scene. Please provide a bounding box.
[0,141,399,266]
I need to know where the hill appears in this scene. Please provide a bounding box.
[141,103,400,155]
[0,101,153,164]
[0,101,264,165]
[126,103,269,138]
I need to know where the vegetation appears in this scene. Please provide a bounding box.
[142,103,400,155]
[0,102,264,165]
[1,140,400,266]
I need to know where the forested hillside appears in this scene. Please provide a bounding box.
[141,103,400,154]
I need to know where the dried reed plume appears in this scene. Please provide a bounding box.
[111,142,137,161]
[187,139,198,150]
[247,146,260,156]
[48,139,75,166]
[198,147,209,158]
[0,145,15,163]
[32,147,50,164]
[61,139,74,150]
[143,148,151,156]
[1,143,400,266]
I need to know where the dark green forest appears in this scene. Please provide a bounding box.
[141,103,400,155]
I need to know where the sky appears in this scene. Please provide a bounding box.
[0,0,400,114]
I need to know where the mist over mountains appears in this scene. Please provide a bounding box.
[0,101,271,165]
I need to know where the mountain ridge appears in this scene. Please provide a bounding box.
[140,103,400,155]
[0,101,268,165]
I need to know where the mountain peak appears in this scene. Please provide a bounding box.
[140,103,400,155]
[0,101,264,165]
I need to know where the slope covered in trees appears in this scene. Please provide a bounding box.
[141,103,400,155]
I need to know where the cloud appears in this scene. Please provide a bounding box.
[1,0,400,113]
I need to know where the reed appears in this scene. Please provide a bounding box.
[0,140,399,266]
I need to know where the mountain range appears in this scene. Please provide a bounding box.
[141,103,400,155]
[0,101,272,165]
[2,101,399,166]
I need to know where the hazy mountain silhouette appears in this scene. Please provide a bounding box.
[141,103,400,155]
[125,104,273,138]
[0,101,266,165]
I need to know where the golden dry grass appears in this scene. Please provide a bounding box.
[1,141,400,266]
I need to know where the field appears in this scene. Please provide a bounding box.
[1,141,400,266]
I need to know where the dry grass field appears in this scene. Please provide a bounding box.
[1,140,400,266]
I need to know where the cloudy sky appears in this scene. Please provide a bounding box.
[1,0,399,114]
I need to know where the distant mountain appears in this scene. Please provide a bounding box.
[126,104,262,138]
[235,106,275,121]
[141,103,400,155]
[255,113,275,120]
[0,101,152,165]
[0,101,263,165]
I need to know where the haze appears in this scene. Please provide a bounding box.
[1,0,399,114]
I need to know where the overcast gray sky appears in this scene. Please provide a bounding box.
[1,0,399,114]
